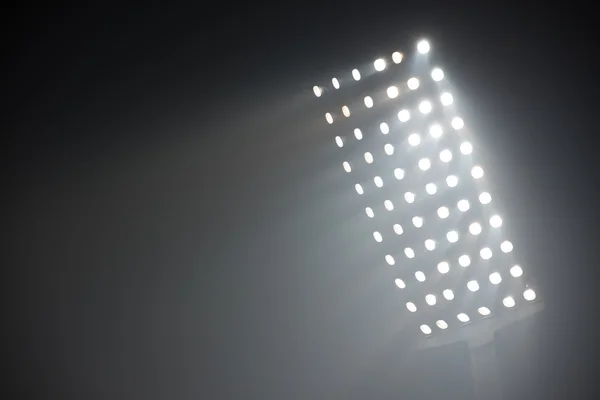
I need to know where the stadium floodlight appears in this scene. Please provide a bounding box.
[313,37,539,346]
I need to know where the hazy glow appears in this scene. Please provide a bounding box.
[343,161,351,173]
[467,280,480,292]
[386,255,395,265]
[313,86,322,97]
[352,69,361,81]
[503,296,516,308]
[510,265,523,278]
[365,207,374,218]
[374,58,386,71]
[395,278,405,288]
[332,77,340,89]
[354,128,363,140]
[398,109,410,122]
[408,133,421,146]
[440,92,453,105]
[429,124,443,138]
[407,77,420,90]
[380,122,390,134]
[437,261,450,274]
[431,68,444,81]
[489,272,502,284]
[364,96,374,108]
[387,86,399,99]
[451,117,464,130]
[326,113,333,124]
[417,40,431,54]
[392,51,403,64]
[342,105,350,117]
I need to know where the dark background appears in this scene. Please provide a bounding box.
[3,3,598,399]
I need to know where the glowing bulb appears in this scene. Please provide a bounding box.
[398,109,410,122]
[354,128,363,140]
[469,222,482,235]
[415,271,425,282]
[385,255,395,265]
[392,52,403,64]
[417,40,431,54]
[471,166,484,179]
[458,255,471,267]
[437,207,449,219]
[404,192,415,203]
[406,302,417,312]
[352,69,361,81]
[355,184,364,195]
[343,161,351,173]
[418,158,431,171]
[457,313,470,323]
[426,183,437,195]
[332,77,340,89]
[407,77,420,90]
[479,192,492,204]
[489,272,502,285]
[501,240,513,253]
[451,117,464,130]
[467,280,480,292]
[342,105,350,117]
[405,247,415,259]
[420,324,432,334]
[478,307,491,316]
[380,122,390,134]
[439,149,452,162]
[365,207,374,218]
[429,124,443,138]
[446,175,458,187]
[394,168,405,180]
[364,96,374,108]
[393,224,403,235]
[394,278,405,288]
[408,133,421,146]
[437,261,450,274]
[364,152,373,164]
[384,200,394,211]
[490,215,503,228]
[480,247,492,260]
[510,265,523,278]
[440,92,453,105]
[373,231,382,242]
[335,136,343,147]
[425,294,437,306]
[412,216,423,228]
[457,199,470,212]
[374,58,386,71]
[503,296,516,308]
[460,141,473,155]
[431,68,444,81]
[418,100,432,114]
[443,289,454,300]
[425,239,436,251]
[313,86,322,97]
[326,113,333,124]
[374,176,383,187]
[447,230,459,243]
[387,86,399,99]
[384,144,394,155]
[524,288,536,301]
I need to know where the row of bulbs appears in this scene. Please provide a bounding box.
[324,75,448,125]
[417,288,537,334]
[313,39,433,98]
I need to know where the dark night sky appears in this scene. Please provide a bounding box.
[4,3,600,399]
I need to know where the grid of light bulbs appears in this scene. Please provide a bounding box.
[313,39,537,336]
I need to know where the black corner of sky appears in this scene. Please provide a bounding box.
[3,2,600,399]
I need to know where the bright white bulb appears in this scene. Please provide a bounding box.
[471,165,484,179]
[342,106,351,118]
[426,183,437,195]
[478,307,491,316]
[479,192,492,204]
[392,51,403,64]
[440,92,453,106]
[412,216,423,228]
[387,86,399,99]
[398,109,410,122]
[394,168,405,180]
[385,255,395,265]
[365,207,374,218]
[313,86,322,97]
[343,162,351,173]
[407,77,420,90]
[418,100,432,114]
[503,296,516,308]
[460,141,473,155]
[417,40,431,54]
[425,294,437,306]
[490,215,502,228]
[355,183,364,195]
[524,288,536,301]
[467,280,480,292]
[437,207,449,219]
[469,222,482,235]
[425,239,436,251]
[457,313,470,323]
[451,117,464,130]
[458,255,471,267]
[404,248,415,259]
[489,272,502,285]
[501,240,513,253]
[384,144,394,155]
[510,265,523,278]
[404,192,415,204]
[384,200,394,211]
[394,278,405,288]
[418,158,431,171]
[437,261,450,274]
[431,68,444,81]
[443,289,455,300]
[374,176,383,187]
[439,149,452,163]
[373,231,382,242]
[326,113,333,124]
[415,271,425,282]
[374,58,386,71]
[406,302,417,312]
[393,224,403,235]
[420,324,432,335]
[335,136,343,148]
[352,69,361,81]
[480,247,492,260]
[429,124,443,138]
[354,128,363,140]
[447,230,459,243]
[408,133,421,146]
[364,96,374,108]
[332,77,340,89]
[380,122,390,134]
[364,152,373,164]
[457,199,470,212]
[446,175,458,187]
[436,320,449,330]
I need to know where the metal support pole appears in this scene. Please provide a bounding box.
[469,340,502,400]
